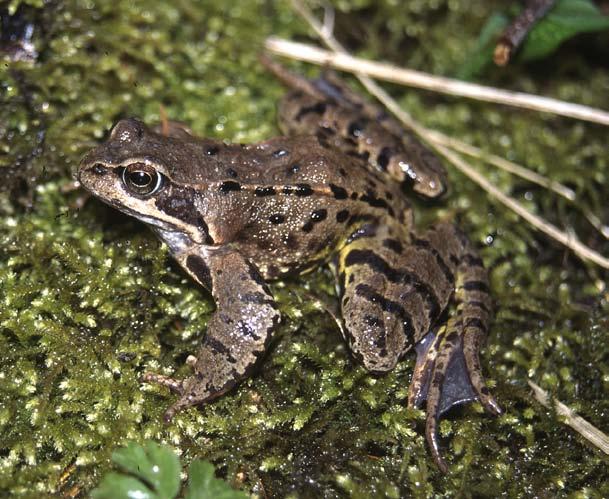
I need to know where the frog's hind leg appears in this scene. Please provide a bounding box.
[406,225,502,471]
[337,224,416,373]
[263,57,447,198]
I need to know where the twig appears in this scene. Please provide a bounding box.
[494,0,557,66]
[429,130,609,240]
[278,0,609,269]
[264,37,609,127]
[424,129,576,201]
[528,380,609,455]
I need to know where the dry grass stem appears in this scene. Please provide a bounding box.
[528,380,609,455]
[423,130,576,201]
[265,37,609,127]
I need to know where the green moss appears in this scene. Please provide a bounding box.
[1,0,609,496]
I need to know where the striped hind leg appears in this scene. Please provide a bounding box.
[336,225,412,374]
[262,58,448,198]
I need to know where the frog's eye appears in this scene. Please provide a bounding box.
[122,163,163,196]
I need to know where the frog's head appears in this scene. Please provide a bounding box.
[78,118,210,247]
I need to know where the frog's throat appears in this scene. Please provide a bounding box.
[152,227,212,254]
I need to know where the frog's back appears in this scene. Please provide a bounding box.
[218,135,411,278]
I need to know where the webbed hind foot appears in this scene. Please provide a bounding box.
[408,324,501,472]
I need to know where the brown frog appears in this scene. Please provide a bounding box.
[77,62,501,472]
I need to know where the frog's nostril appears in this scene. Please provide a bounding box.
[91,163,107,175]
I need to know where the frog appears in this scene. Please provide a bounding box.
[77,61,501,472]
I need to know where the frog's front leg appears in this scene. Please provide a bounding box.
[143,245,280,422]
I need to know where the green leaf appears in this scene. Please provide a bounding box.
[184,460,249,499]
[91,442,181,499]
[90,472,157,499]
[458,0,609,78]
[520,0,609,61]
[457,12,509,79]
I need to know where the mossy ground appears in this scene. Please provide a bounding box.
[1,0,608,496]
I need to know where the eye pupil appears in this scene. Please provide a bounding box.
[129,171,151,186]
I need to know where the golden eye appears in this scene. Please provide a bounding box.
[122,163,163,196]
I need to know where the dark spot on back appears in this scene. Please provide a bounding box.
[329,183,348,199]
[311,209,327,222]
[219,180,241,193]
[377,147,394,170]
[269,214,285,224]
[301,220,314,233]
[348,119,368,138]
[336,209,349,223]
[295,183,313,196]
[295,101,327,121]
[206,146,219,156]
[226,168,238,178]
[255,186,276,196]
[185,254,211,289]
[285,233,299,250]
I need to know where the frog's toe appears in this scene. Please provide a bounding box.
[418,327,466,473]
[409,318,500,472]
[409,329,477,414]
[409,324,500,417]
[143,373,215,423]
[425,410,449,474]
[407,329,440,409]
[462,328,502,416]
[422,342,471,474]
[142,372,185,395]
[162,390,200,423]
